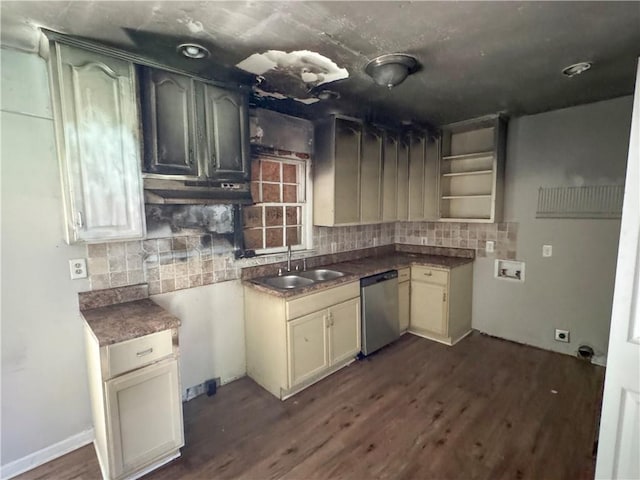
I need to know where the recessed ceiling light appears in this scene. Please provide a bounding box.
[177,43,210,59]
[562,62,592,77]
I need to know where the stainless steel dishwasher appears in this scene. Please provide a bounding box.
[360,270,399,356]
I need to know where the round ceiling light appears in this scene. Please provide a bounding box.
[365,54,418,89]
[177,43,210,59]
[562,62,592,77]
[317,90,340,100]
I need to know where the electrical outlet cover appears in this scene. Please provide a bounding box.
[555,328,570,343]
[543,245,553,257]
[69,258,87,279]
[486,240,495,253]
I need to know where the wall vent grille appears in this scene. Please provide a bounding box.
[536,184,624,219]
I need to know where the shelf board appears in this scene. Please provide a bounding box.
[441,169,493,177]
[442,151,494,161]
[441,194,492,200]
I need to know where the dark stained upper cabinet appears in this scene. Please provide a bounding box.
[140,68,198,176]
[140,67,249,182]
[202,84,249,181]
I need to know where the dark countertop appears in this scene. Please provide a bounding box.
[81,298,181,347]
[243,253,474,299]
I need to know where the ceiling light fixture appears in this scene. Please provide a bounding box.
[317,90,340,100]
[177,43,210,59]
[562,62,592,77]
[365,54,418,89]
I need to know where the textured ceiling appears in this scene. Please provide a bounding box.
[2,1,639,128]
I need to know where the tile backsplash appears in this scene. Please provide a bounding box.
[86,221,517,294]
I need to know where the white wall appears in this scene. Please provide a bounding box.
[152,280,246,392]
[472,96,633,363]
[1,48,93,472]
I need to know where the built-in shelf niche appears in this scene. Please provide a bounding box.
[439,115,507,223]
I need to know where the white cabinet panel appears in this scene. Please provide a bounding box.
[50,42,145,243]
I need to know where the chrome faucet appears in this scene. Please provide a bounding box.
[287,244,292,272]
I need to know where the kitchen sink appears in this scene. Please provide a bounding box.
[256,275,314,290]
[299,269,345,282]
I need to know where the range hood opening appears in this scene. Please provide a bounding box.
[143,177,253,205]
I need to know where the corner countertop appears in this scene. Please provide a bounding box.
[243,252,474,299]
[80,285,181,347]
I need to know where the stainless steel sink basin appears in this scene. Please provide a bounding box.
[299,269,345,282]
[256,275,314,290]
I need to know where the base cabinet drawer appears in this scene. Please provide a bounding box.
[106,330,173,378]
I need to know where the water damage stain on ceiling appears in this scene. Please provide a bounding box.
[236,50,349,106]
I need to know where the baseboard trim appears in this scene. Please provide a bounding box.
[1,428,94,480]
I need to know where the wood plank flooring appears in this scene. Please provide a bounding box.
[16,332,605,480]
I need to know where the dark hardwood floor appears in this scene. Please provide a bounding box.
[17,332,605,480]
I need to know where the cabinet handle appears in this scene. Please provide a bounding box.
[76,211,84,228]
[443,292,447,302]
[136,347,153,357]
[188,149,194,166]
[424,272,432,276]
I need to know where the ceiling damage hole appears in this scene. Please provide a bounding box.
[236,50,348,105]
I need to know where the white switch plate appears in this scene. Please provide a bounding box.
[486,240,495,253]
[543,245,553,257]
[69,258,87,279]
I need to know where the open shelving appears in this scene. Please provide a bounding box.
[438,115,507,223]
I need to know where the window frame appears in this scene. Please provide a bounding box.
[244,154,313,255]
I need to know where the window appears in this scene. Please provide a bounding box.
[243,155,311,254]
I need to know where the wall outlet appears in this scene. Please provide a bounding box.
[555,328,570,343]
[331,242,337,253]
[69,258,87,279]
[543,245,553,257]
[486,240,495,253]
[421,237,428,245]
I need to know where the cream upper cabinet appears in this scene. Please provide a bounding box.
[396,137,410,221]
[409,263,473,346]
[49,42,146,244]
[245,281,360,399]
[408,133,426,221]
[382,132,399,222]
[314,117,362,226]
[360,127,383,223]
[439,115,507,222]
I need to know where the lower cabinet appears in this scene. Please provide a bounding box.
[84,327,184,480]
[398,268,411,333]
[245,281,360,399]
[409,263,473,345]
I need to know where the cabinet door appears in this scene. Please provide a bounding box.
[424,136,439,220]
[287,310,329,387]
[408,134,426,220]
[397,137,410,221]
[203,84,249,181]
[410,281,447,335]
[398,281,410,333]
[328,298,360,365]
[140,68,198,176]
[360,127,383,223]
[52,43,145,243]
[334,118,361,224]
[105,359,184,479]
[382,132,398,222]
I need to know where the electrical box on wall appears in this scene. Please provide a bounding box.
[494,259,525,282]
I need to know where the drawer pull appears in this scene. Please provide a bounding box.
[424,272,433,276]
[136,348,154,357]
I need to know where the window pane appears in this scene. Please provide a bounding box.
[262,183,281,202]
[261,161,281,182]
[283,185,297,203]
[286,226,301,246]
[286,206,300,226]
[250,182,260,202]
[243,206,263,228]
[265,227,284,248]
[251,159,261,180]
[265,206,284,226]
[244,228,263,250]
[283,164,297,183]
